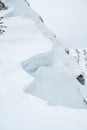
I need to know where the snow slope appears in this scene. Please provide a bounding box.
[1,0,87,106]
[1,0,86,108]
[0,0,87,130]
[0,17,52,62]
[3,0,86,82]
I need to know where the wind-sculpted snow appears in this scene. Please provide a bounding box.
[23,54,87,108]
[0,0,87,108]
[22,44,87,108]
[22,49,54,74]
[1,1,87,130]
[3,0,85,81]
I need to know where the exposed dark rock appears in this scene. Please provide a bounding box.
[83,99,87,105]
[0,17,4,20]
[25,0,30,7]
[0,0,8,11]
[77,74,85,85]
[0,17,6,35]
[65,48,69,55]
[54,34,56,38]
[39,16,44,23]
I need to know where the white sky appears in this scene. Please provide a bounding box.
[28,0,87,49]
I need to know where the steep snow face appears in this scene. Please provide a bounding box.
[22,47,87,108]
[24,64,87,108]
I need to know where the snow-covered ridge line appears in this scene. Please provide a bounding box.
[1,0,86,85]
[25,0,30,7]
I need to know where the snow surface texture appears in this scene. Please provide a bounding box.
[0,0,87,130]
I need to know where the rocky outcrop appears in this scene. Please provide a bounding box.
[0,0,8,10]
[0,17,6,34]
